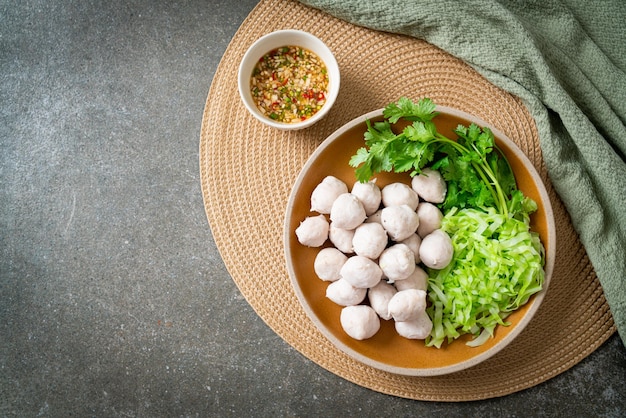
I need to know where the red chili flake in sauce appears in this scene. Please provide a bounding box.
[250,45,329,123]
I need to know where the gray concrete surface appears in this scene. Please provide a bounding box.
[1,0,624,416]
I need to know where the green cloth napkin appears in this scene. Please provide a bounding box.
[299,0,626,345]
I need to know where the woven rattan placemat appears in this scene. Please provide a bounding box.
[199,0,615,401]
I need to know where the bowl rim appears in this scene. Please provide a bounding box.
[237,29,340,130]
[284,106,556,376]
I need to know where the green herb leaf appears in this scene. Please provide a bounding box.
[404,120,437,143]
[350,97,537,219]
[383,96,438,123]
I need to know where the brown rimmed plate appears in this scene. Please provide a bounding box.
[284,107,556,376]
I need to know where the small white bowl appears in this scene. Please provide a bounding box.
[238,30,340,130]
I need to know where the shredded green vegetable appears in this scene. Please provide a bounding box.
[425,207,545,348]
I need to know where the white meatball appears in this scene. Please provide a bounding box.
[329,223,354,254]
[352,222,388,259]
[310,176,348,214]
[330,193,366,230]
[364,209,383,224]
[295,214,329,247]
[326,279,367,306]
[419,229,454,269]
[368,281,397,320]
[395,266,428,292]
[351,180,382,216]
[417,202,443,238]
[314,247,348,282]
[380,205,419,242]
[399,233,421,264]
[339,255,383,289]
[378,243,416,282]
[411,168,447,203]
[395,310,433,340]
[387,289,427,322]
[381,182,419,211]
[340,305,380,340]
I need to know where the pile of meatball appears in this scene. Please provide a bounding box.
[295,169,454,341]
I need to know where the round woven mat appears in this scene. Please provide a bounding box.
[199,0,615,401]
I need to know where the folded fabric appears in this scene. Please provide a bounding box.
[299,0,626,345]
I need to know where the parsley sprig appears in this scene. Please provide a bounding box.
[349,97,536,218]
